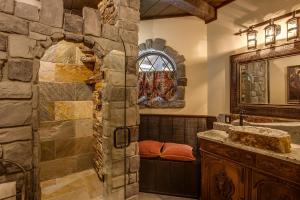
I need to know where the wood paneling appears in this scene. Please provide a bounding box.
[139,114,216,151]
[141,0,235,23]
[204,0,236,8]
[62,0,235,23]
[63,0,99,14]
[139,114,216,198]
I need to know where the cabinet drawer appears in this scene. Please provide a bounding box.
[200,140,256,166]
[256,154,300,185]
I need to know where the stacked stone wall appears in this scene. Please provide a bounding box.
[0,0,140,199]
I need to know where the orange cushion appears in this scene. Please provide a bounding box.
[139,140,164,158]
[161,143,196,161]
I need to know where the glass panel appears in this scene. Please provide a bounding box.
[153,56,165,71]
[162,57,174,71]
[140,57,153,71]
[138,53,174,72]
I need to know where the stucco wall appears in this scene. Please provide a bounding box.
[207,0,300,116]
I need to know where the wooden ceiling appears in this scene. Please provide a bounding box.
[63,0,99,10]
[62,0,235,23]
[140,0,235,23]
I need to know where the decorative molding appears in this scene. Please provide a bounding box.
[215,171,235,200]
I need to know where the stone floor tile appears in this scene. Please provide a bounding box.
[41,169,194,200]
[139,192,162,200]
[46,188,90,200]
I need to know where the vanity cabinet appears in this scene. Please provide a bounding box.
[251,172,300,200]
[201,153,246,200]
[200,139,300,200]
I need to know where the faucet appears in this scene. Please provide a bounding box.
[239,108,245,126]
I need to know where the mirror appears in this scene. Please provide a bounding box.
[239,54,300,105]
[230,41,300,119]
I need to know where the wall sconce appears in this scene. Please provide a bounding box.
[247,27,257,50]
[264,19,281,45]
[287,12,299,41]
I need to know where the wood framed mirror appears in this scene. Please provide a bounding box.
[230,41,300,119]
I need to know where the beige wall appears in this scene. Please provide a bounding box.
[139,17,208,115]
[139,0,300,116]
[207,0,300,116]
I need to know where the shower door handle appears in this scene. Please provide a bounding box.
[113,127,131,149]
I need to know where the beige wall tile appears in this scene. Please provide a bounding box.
[54,64,93,83]
[0,182,16,199]
[40,157,77,181]
[55,136,94,158]
[54,101,93,120]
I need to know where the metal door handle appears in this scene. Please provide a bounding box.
[114,127,131,149]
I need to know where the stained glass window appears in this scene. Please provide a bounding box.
[137,50,177,107]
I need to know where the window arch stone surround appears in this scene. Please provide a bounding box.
[138,38,187,108]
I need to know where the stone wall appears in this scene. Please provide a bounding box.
[97,1,140,199]
[39,41,95,181]
[100,51,140,200]
[0,0,140,199]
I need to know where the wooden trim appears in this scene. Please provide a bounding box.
[140,113,217,118]
[141,13,193,20]
[200,139,300,186]
[162,0,216,21]
[205,10,217,24]
[216,0,236,9]
[141,0,161,17]
[230,40,300,119]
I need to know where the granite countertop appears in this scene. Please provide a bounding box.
[197,130,300,165]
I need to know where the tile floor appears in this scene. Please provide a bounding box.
[139,192,195,200]
[41,169,103,200]
[40,169,196,200]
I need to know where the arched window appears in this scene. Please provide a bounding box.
[138,39,187,108]
[138,50,177,106]
[138,50,176,72]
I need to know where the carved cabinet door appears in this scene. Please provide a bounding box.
[201,153,246,200]
[251,171,300,200]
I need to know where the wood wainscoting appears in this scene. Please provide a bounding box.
[139,114,216,198]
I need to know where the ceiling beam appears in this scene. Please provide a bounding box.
[141,13,193,21]
[215,0,236,9]
[162,0,216,22]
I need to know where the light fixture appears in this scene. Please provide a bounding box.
[287,11,299,41]
[247,27,257,50]
[264,19,281,45]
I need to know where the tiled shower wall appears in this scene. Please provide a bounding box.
[38,41,94,181]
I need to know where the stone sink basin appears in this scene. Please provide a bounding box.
[227,126,291,153]
[213,122,293,153]
[245,122,300,144]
